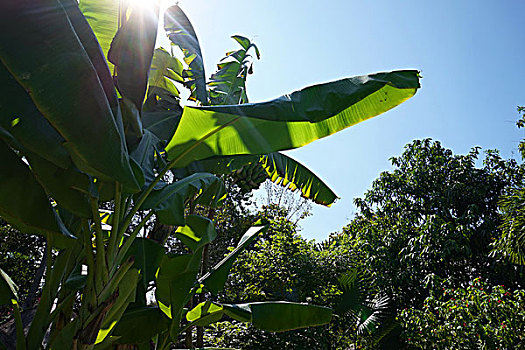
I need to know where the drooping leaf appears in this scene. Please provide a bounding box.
[222,301,332,332]
[0,140,74,240]
[119,97,144,149]
[164,5,208,104]
[200,225,267,294]
[165,70,420,167]
[0,267,18,305]
[108,3,159,110]
[140,173,225,226]
[174,215,217,252]
[111,306,169,344]
[261,152,338,206]
[0,0,138,191]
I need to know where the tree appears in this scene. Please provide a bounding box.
[0,1,419,348]
[342,139,524,311]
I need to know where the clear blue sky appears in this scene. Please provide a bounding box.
[164,0,525,240]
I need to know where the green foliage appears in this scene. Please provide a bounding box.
[205,205,366,349]
[401,278,525,349]
[342,139,525,310]
[0,1,418,348]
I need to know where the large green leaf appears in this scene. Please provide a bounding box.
[225,302,332,332]
[140,173,225,226]
[0,0,138,190]
[0,62,71,169]
[0,267,18,305]
[174,215,217,252]
[122,237,165,290]
[59,0,118,109]
[0,140,74,240]
[26,152,92,218]
[200,225,267,294]
[155,253,202,320]
[108,3,159,110]
[111,306,169,344]
[155,252,202,340]
[142,109,183,143]
[78,0,119,73]
[164,5,208,104]
[165,70,419,167]
[129,129,163,188]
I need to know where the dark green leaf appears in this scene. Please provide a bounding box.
[222,302,332,332]
[0,62,70,169]
[142,109,183,142]
[108,4,159,110]
[0,140,74,240]
[0,1,138,190]
[112,306,169,344]
[249,302,332,332]
[122,237,165,289]
[140,173,224,226]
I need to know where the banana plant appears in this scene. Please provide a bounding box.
[0,1,419,349]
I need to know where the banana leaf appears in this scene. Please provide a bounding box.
[221,301,332,332]
[0,63,71,169]
[140,173,225,226]
[78,0,119,73]
[165,70,420,167]
[172,152,338,206]
[108,3,159,110]
[59,0,118,109]
[147,48,184,103]
[164,5,208,104]
[174,215,217,252]
[0,140,74,240]
[0,0,139,190]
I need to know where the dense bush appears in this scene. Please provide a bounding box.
[401,278,525,349]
